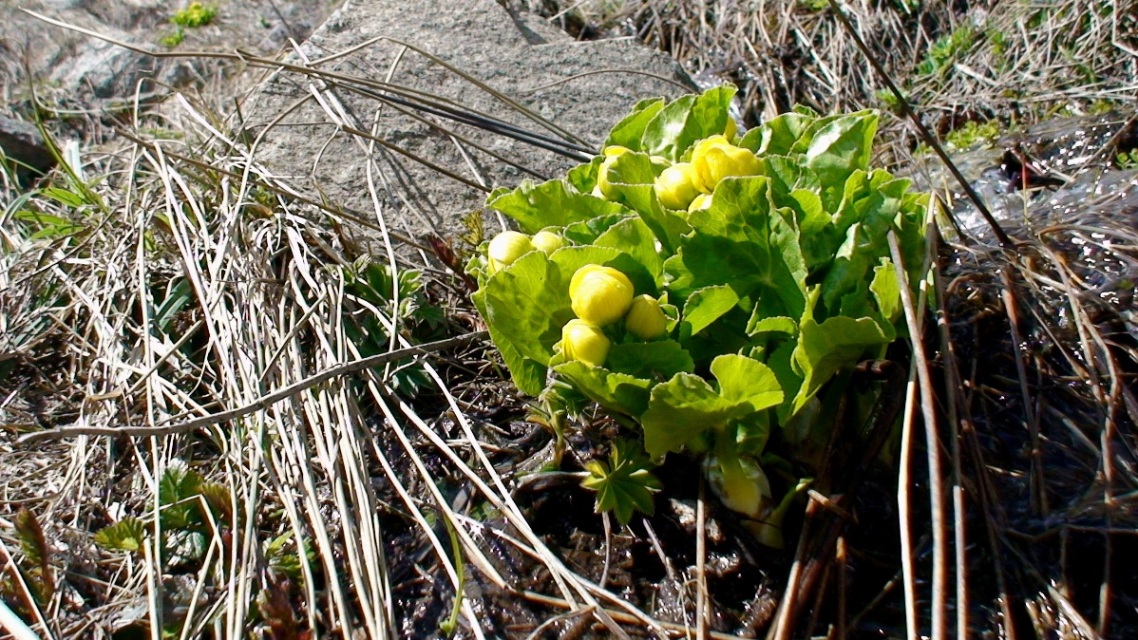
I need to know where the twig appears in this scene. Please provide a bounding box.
[889,231,948,640]
[17,331,486,443]
[696,474,709,640]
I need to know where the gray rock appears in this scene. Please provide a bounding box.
[0,114,54,183]
[1,1,341,106]
[239,0,694,247]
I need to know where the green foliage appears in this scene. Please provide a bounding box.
[159,28,186,47]
[5,510,55,607]
[469,88,927,528]
[342,257,444,395]
[1116,149,1138,169]
[160,2,216,47]
[944,120,1001,150]
[94,517,147,552]
[264,531,315,582]
[95,460,231,569]
[916,25,979,76]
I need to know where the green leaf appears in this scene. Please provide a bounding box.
[820,171,909,313]
[488,178,625,233]
[712,354,785,413]
[554,362,654,417]
[40,186,89,209]
[747,314,798,338]
[473,251,572,395]
[682,285,740,336]
[642,354,783,458]
[593,215,664,282]
[167,528,208,566]
[805,111,879,208]
[13,209,83,240]
[95,517,147,552]
[153,278,193,333]
[580,439,662,525]
[606,341,694,379]
[641,86,736,162]
[566,156,602,194]
[642,373,727,457]
[790,314,893,414]
[605,97,666,151]
[746,110,816,155]
[159,459,204,529]
[669,176,808,319]
[870,260,902,324]
[562,212,634,245]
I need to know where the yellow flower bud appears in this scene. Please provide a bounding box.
[654,162,700,211]
[624,295,667,340]
[569,264,634,326]
[487,230,534,272]
[561,319,611,367]
[595,146,631,200]
[531,230,565,254]
[690,135,761,193]
[705,453,772,519]
[724,117,738,142]
[688,193,713,212]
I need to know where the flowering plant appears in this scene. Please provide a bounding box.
[469,87,927,535]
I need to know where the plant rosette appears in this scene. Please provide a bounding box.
[470,86,928,534]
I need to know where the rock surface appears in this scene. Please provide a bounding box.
[239,0,694,246]
[2,1,342,108]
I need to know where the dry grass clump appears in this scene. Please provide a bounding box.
[511,0,1138,150]
[0,90,611,637]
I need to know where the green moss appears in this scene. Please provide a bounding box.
[171,2,217,28]
[944,120,1001,150]
[159,28,186,48]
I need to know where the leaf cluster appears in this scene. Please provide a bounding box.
[470,88,927,524]
[95,459,232,569]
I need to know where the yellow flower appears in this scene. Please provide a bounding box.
[724,117,737,143]
[569,264,634,326]
[624,295,667,340]
[688,193,713,212]
[654,162,700,211]
[690,135,761,193]
[595,146,631,200]
[487,230,533,272]
[531,230,565,254]
[561,319,611,367]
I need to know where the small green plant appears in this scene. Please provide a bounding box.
[1116,149,1138,169]
[580,439,662,524]
[95,459,231,569]
[159,28,186,47]
[874,88,903,113]
[468,88,927,538]
[342,258,445,395]
[917,25,978,76]
[160,3,217,47]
